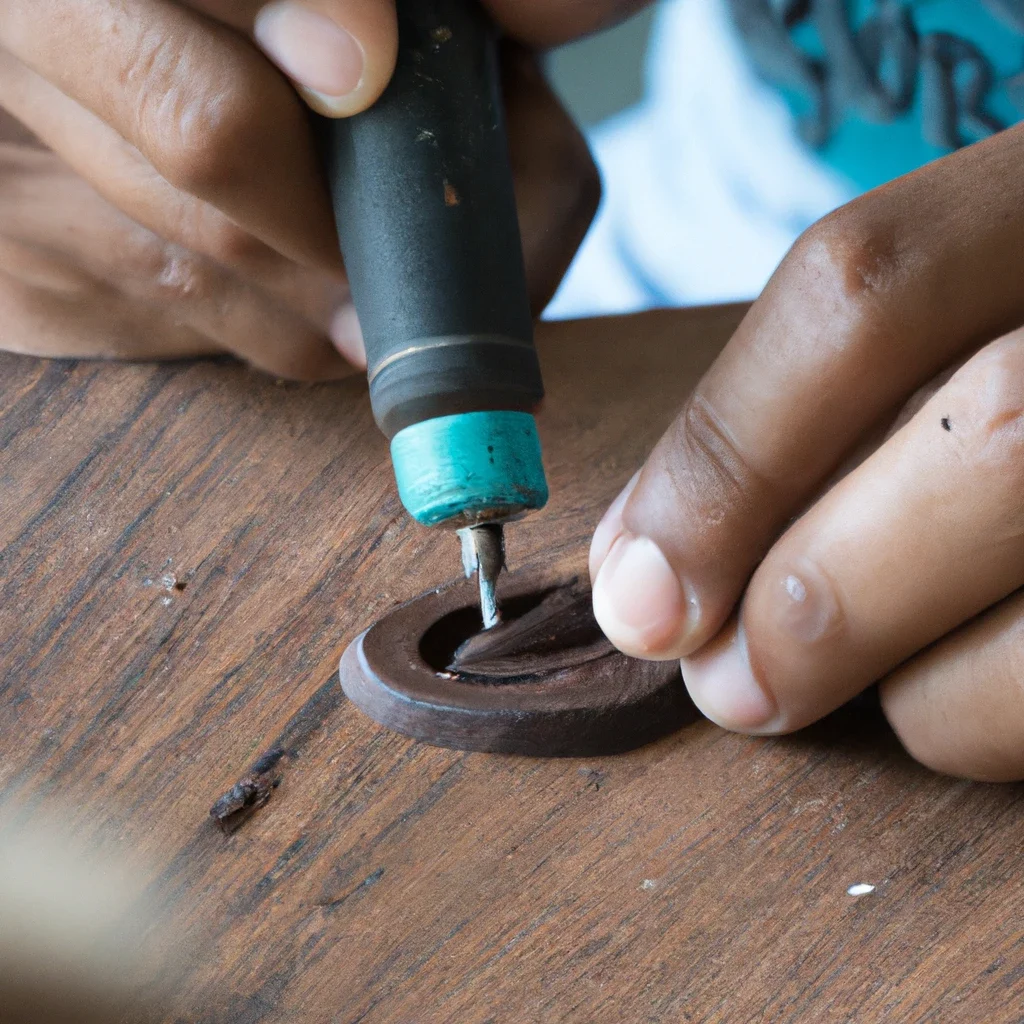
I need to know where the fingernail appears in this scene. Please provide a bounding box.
[255,2,365,111]
[775,564,840,644]
[589,472,641,581]
[329,305,367,368]
[682,625,779,733]
[592,534,696,658]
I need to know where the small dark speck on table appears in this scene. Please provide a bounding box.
[942,417,952,432]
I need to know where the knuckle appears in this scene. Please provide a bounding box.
[672,391,769,526]
[627,391,770,560]
[954,335,1024,475]
[786,203,910,333]
[126,238,213,306]
[150,86,248,198]
[152,251,210,304]
[132,37,252,198]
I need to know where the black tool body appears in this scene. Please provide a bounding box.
[318,0,543,440]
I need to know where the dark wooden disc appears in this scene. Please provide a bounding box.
[339,573,694,757]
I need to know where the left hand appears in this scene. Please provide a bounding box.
[0,34,596,377]
[0,0,614,377]
[0,132,359,379]
[590,122,1024,782]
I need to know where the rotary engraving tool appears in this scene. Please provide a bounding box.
[320,0,547,627]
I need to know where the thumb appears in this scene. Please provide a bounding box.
[254,0,397,117]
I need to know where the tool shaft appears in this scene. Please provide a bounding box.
[317,0,543,440]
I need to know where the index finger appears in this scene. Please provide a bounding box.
[591,123,1024,661]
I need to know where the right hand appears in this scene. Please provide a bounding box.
[588,122,1024,781]
[0,0,643,376]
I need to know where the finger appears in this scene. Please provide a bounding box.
[0,251,215,363]
[590,471,641,580]
[0,52,352,340]
[123,243,355,380]
[0,223,351,380]
[501,44,600,315]
[0,145,353,380]
[483,0,653,48]
[686,327,1024,734]
[0,52,297,282]
[880,590,1024,783]
[249,0,397,117]
[0,0,339,269]
[591,123,1024,661]
[179,1,396,117]
[327,303,367,368]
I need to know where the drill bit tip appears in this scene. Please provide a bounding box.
[458,524,506,630]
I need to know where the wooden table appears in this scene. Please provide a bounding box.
[2,306,1022,1023]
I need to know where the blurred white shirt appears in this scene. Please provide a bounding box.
[547,0,1022,316]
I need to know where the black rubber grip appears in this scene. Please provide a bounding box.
[318,0,544,438]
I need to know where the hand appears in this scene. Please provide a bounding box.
[590,123,1024,782]
[0,1,617,376]
[0,137,359,378]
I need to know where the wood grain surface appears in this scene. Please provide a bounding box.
[2,305,1023,1024]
